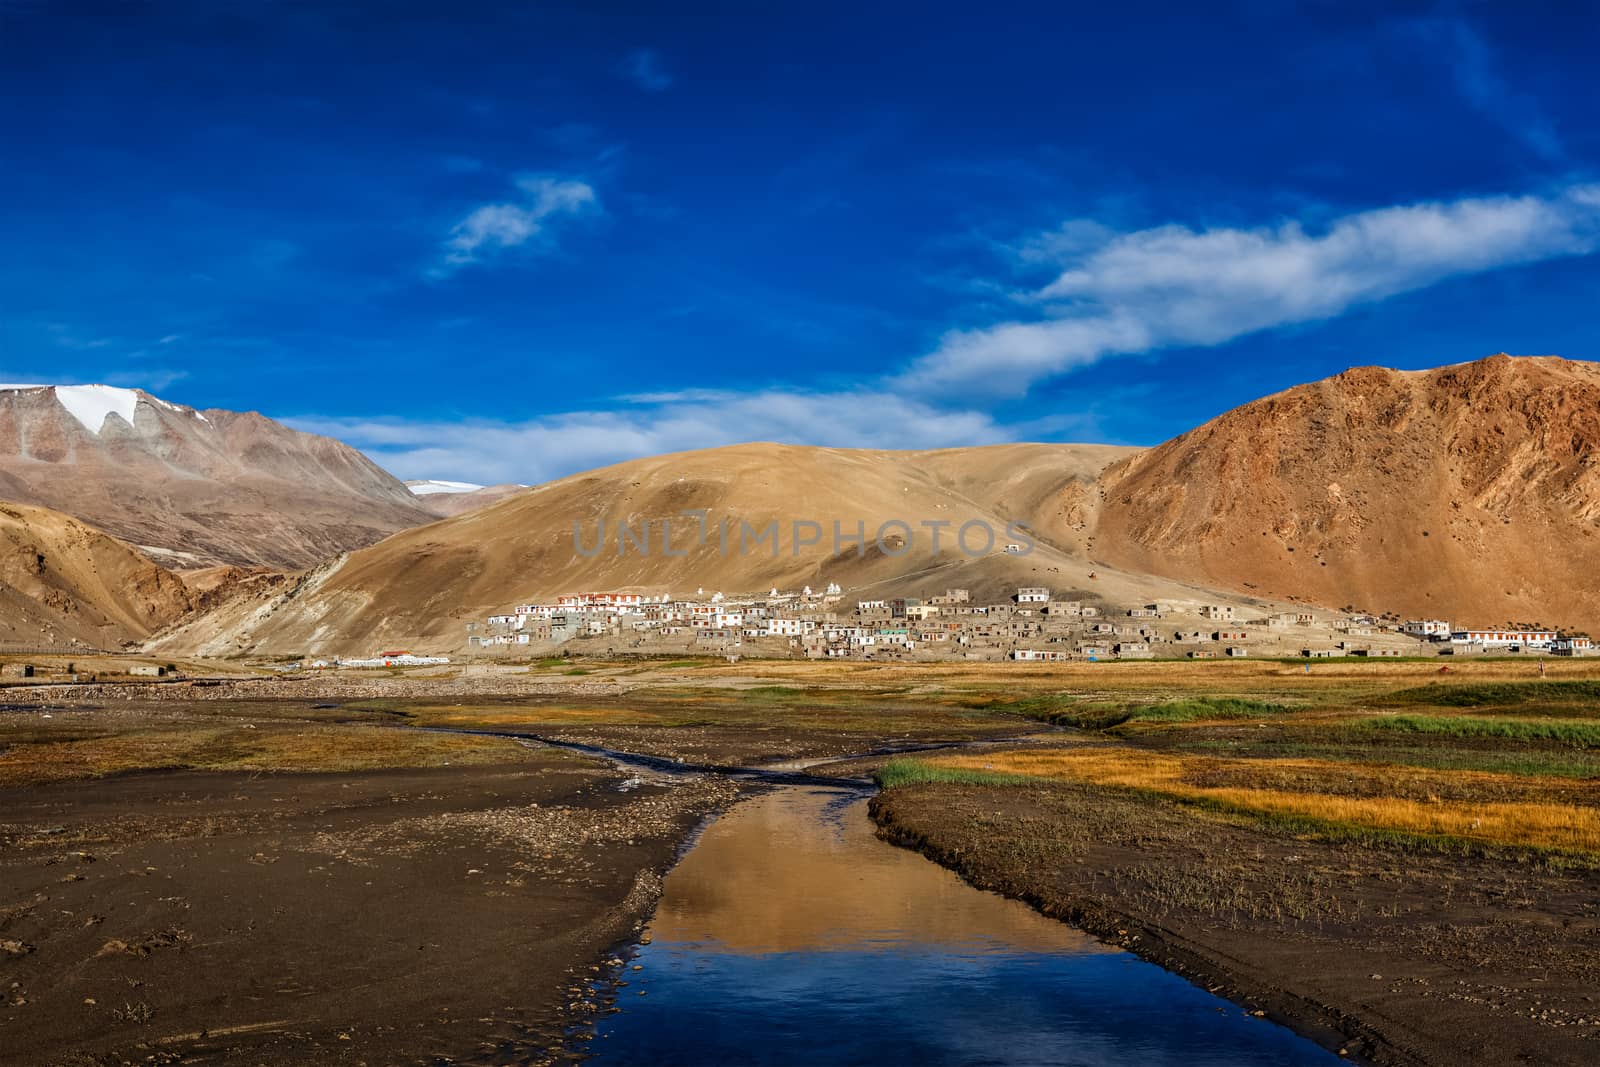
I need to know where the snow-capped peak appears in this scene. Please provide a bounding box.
[406,480,486,496]
[0,383,143,436]
[0,383,213,434]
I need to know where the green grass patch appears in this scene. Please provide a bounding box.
[1124,697,1286,724]
[1364,715,1600,747]
[966,693,1290,730]
[1378,680,1600,708]
[989,693,1088,722]
[875,757,1035,789]
[739,685,806,702]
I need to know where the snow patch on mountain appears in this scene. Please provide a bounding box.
[406,479,486,496]
[1,382,220,432]
[56,385,143,435]
[0,383,144,435]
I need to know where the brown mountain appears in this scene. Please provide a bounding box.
[143,354,1600,658]
[0,385,436,570]
[150,441,1243,657]
[0,501,193,648]
[1095,355,1600,633]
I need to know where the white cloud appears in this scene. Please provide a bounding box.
[435,175,598,274]
[292,183,1600,484]
[284,389,1007,486]
[621,49,673,92]
[905,185,1600,396]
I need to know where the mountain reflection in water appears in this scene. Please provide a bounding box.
[650,785,1099,955]
[589,787,1339,1066]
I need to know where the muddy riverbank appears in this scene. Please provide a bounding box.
[0,755,742,1066]
[8,681,1597,1066]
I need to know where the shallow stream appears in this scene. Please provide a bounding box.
[586,784,1340,1065]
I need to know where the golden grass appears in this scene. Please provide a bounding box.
[928,748,1600,855]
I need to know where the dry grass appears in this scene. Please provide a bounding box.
[389,689,1012,737]
[0,722,539,787]
[620,656,1600,693]
[924,748,1600,855]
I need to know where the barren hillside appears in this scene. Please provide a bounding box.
[0,385,436,569]
[1095,355,1600,633]
[0,502,194,648]
[142,354,1600,658]
[151,441,1273,657]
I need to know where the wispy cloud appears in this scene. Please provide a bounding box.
[45,323,115,351]
[1403,16,1563,163]
[284,389,1006,485]
[304,183,1600,482]
[903,185,1600,397]
[433,174,599,276]
[621,48,674,92]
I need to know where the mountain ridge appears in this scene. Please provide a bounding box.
[1095,354,1600,631]
[0,384,437,570]
[10,355,1598,658]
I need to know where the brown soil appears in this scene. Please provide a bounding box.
[870,779,1600,1067]
[1097,354,1600,634]
[0,758,742,1065]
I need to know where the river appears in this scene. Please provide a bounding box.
[584,784,1341,1065]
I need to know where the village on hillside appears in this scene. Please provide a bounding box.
[459,586,1596,663]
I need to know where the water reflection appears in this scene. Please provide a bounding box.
[651,787,1100,955]
[590,787,1339,1066]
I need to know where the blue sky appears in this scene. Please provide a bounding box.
[3,1,1598,484]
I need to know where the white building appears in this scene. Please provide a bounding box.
[1402,619,1452,638]
[1016,587,1050,604]
[1450,629,1557,649]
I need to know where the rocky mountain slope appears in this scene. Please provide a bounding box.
[0,385,436,570]
[0,501,194,648]
[1095,355,1600,633]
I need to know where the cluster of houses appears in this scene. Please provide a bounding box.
[323,652,452,669]
[463,585,1592,661]
[1401,620,1593,656]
